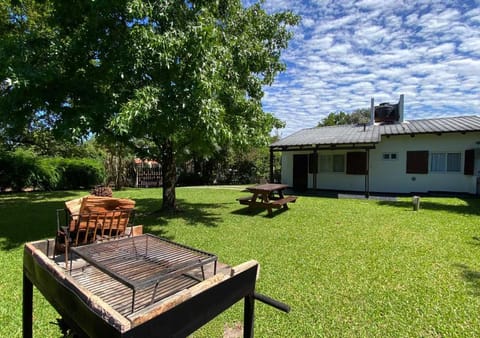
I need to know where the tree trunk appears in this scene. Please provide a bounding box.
[161,139,177,210]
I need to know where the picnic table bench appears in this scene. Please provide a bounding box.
[237,183,297,216]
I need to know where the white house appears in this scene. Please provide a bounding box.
[270,96,480,196]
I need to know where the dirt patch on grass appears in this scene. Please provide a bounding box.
[223,322,243,338]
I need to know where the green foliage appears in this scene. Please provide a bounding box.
[1,0,299,208]
[0,149,104,191]
[178,138,280,185]
[319,108,371,126]
[0,148,62,191]
[0,148,38,190]
[35,157,61,190]
[52,158,105,190]
[99,139,135,189]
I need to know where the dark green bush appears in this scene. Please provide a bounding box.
[177,172,207,186]
[0,148,39,191]
[53,158,105,189]
[0,149,105,191]
[36,158,61,190]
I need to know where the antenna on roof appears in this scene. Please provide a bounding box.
[399,94,404,122]
[370,98,375,125]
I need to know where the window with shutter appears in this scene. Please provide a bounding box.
[346,152,367,175]
[406,151,428,174]
[464,149,474,175]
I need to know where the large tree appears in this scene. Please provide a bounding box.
[318,108,371,127]
[0,0,299,210]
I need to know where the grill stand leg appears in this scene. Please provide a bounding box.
[243,293,255,338]
[23,272,33,338]
[132,290,136,313]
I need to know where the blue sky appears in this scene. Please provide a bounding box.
[243,0,480,137]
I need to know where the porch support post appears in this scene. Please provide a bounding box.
[365,149,370,198]
[269,148,274,183]
[312,148,318,190]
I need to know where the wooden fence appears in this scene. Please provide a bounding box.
[135,166,162,188]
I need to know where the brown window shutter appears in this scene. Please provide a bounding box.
[464,149,474,175]
[406,151,428,174]
[346,152,367,175]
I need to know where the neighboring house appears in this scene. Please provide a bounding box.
[270,96,480,195]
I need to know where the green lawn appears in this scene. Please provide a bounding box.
[2,187,480,337]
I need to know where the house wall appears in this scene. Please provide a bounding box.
[370,133,479,194]
[280,131,480,194]
[280,150,366,191]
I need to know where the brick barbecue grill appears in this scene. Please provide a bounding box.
[23,234,289,337]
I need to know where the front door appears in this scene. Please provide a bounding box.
[293,154,308,191]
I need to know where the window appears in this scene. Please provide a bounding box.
[406,151,428,174]
[346,152,367,175]
[333,155,345,172]
[430,152,461,172]
[430,153,446,172]
[319,154,344,173]
[464,149,474,175]
[382,153,398,160]
[447,153,461,172]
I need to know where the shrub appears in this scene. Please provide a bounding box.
[177,172,207,186]
[0,150,105,191]
[36,158,61,190]
[53,158,105,189]
[0,148,39,191]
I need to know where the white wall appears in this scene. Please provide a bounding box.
[369,133,479,194]
[280,150,367,191]
[279,132,480,194]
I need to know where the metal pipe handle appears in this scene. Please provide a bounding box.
[253,292,291,313]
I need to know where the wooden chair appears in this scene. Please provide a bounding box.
[55,196,136,266]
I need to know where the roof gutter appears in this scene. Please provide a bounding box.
[270,143,377,152]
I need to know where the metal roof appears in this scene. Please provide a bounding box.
[271,124,380,147]
[378,115,480,135]
[271,115,480,149]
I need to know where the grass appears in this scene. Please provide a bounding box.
[1,187,480,337]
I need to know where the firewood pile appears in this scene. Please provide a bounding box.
[90,185,113,197]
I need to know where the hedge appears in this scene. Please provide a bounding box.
[0,149,105,191]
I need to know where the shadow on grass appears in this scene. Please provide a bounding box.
[0,191,81,251]
[0,191,231,251]
[289,189,480,216]
[231,206,288,218]
[139,198,228,228]
[454,263,480,296]
[0,193,229,251]
[377,197,480,216]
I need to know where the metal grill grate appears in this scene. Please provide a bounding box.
[70,234,217,313]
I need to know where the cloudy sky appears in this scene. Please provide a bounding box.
[243,0,480,137]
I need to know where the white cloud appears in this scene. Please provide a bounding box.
[242,0,480,135]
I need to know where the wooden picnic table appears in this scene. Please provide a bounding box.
[237,183,297,216]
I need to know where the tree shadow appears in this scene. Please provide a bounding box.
[292,189,480,216]
[377,197,480,216]
[453,263,480,297]
[0,193,228,251]
[0,191,82,251]
[138,197,228,229]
